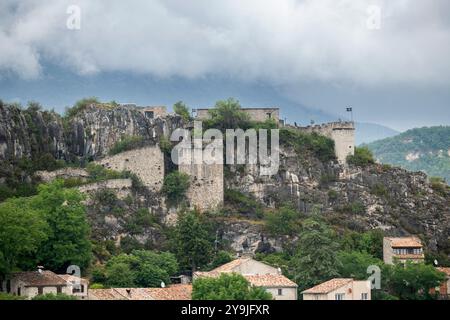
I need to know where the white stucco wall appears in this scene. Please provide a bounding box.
[266,287,297,300]
[234,259,279,275]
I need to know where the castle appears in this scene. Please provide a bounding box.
[96,105,355,212]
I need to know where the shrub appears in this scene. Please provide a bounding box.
[65,97,99,118]
[109,135,145,155]
[173,101,191,121]
[32,293,77,300]
[280,128,335,162]
[264,207,302,236]
[162,172,190,203]
[371,183,388,198]
[347,147,375,167]
[429,176,448,196]
[224,189,264,218]
[0,293,25,300]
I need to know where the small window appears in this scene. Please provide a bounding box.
[17,287,21,296]
[335,293,345,300]
[361,293,368,300]
[145,111,154,119]
[277,289,283,296]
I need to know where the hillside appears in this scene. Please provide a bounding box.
[366,126,450,182]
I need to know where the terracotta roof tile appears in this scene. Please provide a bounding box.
[89,285,192,300]
[302,278,353,294]
[145,284,192,300]
[212,258,251,273]
[386,237,423,248]
[89,289,127,300]
[244,274,297,288]
[437,267,450,276]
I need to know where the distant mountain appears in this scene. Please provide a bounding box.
[366,126,450,182]
[355,122,399,145]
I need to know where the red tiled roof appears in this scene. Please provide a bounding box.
[12,271,67,287]
[386,237,423,248]
[89,285,192,300]
[437,267,450,276]
[145,284,192,300]
[244,274,297,288]
[89,289,128,300]
[302,279,353,294]
[212,258,252,273]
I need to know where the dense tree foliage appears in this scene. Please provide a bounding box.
[264,206,302,236]
[192,273,272,300]
[347,146,375,167]
[171,211,214,272]
[162,172,190,203]
[173,101,191,121]
[101,250,178,288]
[204,98,250,131]
[367,126,450,182]
[289,214,341,293]
[31,181,92,272]
[0,198,48,275]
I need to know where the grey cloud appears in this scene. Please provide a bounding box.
[1,0,450,88]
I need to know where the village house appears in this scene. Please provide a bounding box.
[383,236,425,265]
[430,267,450,299]
[0,268,89,299]
[302,278,371,301]
[88,284,192,300]
[193,257,298,300]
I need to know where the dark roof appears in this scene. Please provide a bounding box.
[12,271,67,287]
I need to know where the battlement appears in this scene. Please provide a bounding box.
[195,107,280,124]
[295,121,355,165]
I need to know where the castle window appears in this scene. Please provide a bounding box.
[145,111,154,119]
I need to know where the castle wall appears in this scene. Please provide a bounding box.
[299,121,355,165]
[177,147,224,212]
[196,108,279,124]
[97,146,164,192]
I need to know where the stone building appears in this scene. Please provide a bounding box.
[193,258,298,300]
[196,107,280,124]
[298,121,355,165]
[383,236,425,265]
[97,145,165,192]
[0,269,89,299]
[302,278,371,300]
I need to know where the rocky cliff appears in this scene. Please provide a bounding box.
[0,102,449,260]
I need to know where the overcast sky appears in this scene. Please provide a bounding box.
[1,0,449,131]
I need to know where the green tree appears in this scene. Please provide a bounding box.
[106,262,136,287]
[162,172,190,203]
[337,251,382,280]
[172,211,214,272]
[0,198,48,275]
[384,262,446,300]
[173,101,191,121]
[290,214,341,293]
[208,251,233,270]
[205,98,250,131]
[192,273,272,300]
[30,180,92,272]
[347,146,375,167]
[264,207,302,236]
[104,250,178,288]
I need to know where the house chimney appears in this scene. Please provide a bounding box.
[37,266,44,274]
